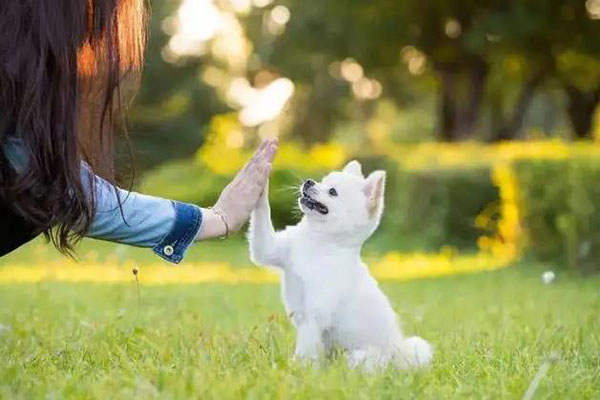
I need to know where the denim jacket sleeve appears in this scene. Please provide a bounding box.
[3,136,202,264]
[83,164,203,264]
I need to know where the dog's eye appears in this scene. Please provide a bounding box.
[328,188,338,197]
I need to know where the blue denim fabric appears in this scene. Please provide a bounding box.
[3,136,202,264]
[152,201,203,263]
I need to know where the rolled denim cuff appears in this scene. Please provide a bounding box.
[153,201,202,264]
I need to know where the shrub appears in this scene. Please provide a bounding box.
[354,156,499,252]
[514,157,600,272]
[395,167,499,252]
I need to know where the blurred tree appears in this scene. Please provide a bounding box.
[243,4,353,144]
[128,0,600,164]
[251,0,509,141]
[474,1,557,140]
[401,0,494,141]
[127,0,226,173]
[553,2,600,139]
[482,0,600,140]
[243,0,425,144]
[248,0,600,141]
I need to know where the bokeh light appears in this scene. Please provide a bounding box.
[444,18,462,39]
[586,0,600,19]
[166,0,223,58]
[340,58,364,82]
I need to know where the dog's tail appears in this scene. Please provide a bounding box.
[394,336,433,368]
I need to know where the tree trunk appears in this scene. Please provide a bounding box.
[565,85,600,139]
[437,66,458,141]
[435,58,488,141]
[294,97,335,144]
[456,58,488,139]
[491,71,545,141]
[293,73,338,145]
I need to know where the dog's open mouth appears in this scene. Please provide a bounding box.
[300,196,329,215]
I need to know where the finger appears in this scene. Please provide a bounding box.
[243,141,274,176]
[263,140,278,163]
[255,163,271,187]
[245,162,268,191]
[252,139,271,161]
[240,140,269,173]
[238,139,275,183]
[241,153,259,174]
[263,166,273,187]
[247,158,271,184]
[254,138,269,155]
[262,162,272,179]
[253,169,271,194]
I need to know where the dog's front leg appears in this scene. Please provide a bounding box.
[294,318,325,363]
[248,181,284,267]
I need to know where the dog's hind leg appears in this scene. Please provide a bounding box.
[294,317,325,363]
[347,348,388,372]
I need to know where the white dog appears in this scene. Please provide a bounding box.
[248,160,432,370]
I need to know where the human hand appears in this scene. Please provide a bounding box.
[197,139,278,239]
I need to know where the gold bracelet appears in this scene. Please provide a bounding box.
[210,207,230,239]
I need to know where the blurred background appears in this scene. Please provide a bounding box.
[130,0,600,163]
[5,0,600,277]
[116,0,600,273]
[112,0,599,275]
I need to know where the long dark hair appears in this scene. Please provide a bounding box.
[0,0,148,254]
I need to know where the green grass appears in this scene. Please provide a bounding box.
[0,265,599,399]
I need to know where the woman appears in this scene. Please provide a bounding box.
[0,1,277,263]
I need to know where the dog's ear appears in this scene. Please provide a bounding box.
[343,160,363,177]
[364,170,386,217]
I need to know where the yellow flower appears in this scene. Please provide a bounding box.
[274,142,348,173]
[309,143,347,170]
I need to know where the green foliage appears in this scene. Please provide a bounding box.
[515,158,600,272]
[243,0,600,141]
[267,168,303,230]
[556,50,600,92]
[139,160,230,207]
[1,267,600,398]
[126,1,227,173]
[352,156,497,251]
[394,167,498,252]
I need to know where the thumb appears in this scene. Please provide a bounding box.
[258,179,270,205]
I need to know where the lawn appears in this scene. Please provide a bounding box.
[0,250,599,398]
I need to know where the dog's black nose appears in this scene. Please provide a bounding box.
[302,179,316,196]
[303,179,316,192]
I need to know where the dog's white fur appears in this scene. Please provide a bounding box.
[248,160,432,370]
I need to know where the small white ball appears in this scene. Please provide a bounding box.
[542,271,556,284]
